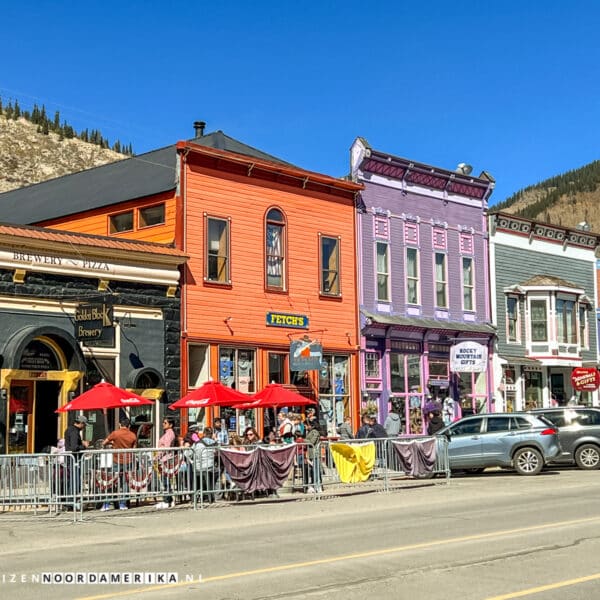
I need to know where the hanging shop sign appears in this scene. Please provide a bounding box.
[75,301,115,347]
[266,312,309,329]
[290,339,323,371]
[450,341,488,373]
[571,367,600,391]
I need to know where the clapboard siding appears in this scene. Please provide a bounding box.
[494,244,597,361]
[40,191,177,244]
[358,181,489,323]
[184,163,358,350]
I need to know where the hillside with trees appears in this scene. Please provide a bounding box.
[0,96,131,193]
[492,161,600,232]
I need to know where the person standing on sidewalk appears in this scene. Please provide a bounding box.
[64,415,89,508]
[100,418,136,511]
[305,419,322,493]
[156,417,176,509]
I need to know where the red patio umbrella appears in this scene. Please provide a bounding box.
[168,380,249,409]
[56,382,155,412]
[234,383,317,410]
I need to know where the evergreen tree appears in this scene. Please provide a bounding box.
[53,110,60,131]
[42,120,49,135]
[13,100,21,119]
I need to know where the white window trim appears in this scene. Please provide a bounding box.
[505,295,520,344]
[376,241,390,303]
[462,256,475,312]
[406,247,420,305]
[527,295,550,346]
[434,252,447,309]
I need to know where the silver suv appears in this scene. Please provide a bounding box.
[439,413,560,476]
[529,407,600,470]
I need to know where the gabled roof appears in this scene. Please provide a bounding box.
[519,275,579,289]
[0,130,293,225]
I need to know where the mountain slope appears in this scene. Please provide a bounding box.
[0,116,125,194]
[492,161,600,232]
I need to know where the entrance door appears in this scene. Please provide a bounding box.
[550,373,565,405]
[7,381,33,453]
[34,381,61,453]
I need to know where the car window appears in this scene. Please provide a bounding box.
[449,418,483,435]
[486,417,510,432]
[578,410,600,426]
[511,416,533,430]
[539,412,566,427]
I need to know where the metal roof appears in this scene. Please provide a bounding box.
[0,130,293,225]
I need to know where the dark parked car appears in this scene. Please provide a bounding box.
[439,413,560,476]
[529,407,600,470]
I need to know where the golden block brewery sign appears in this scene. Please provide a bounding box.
[75,301,114,346]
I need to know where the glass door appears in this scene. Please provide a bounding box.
[8,382,33,453]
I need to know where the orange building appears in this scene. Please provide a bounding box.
[0,125,363,436]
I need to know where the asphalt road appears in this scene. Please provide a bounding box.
[2,468,600,600]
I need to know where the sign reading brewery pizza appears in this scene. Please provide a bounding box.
[571,367,600,391]
[75,301,114,346]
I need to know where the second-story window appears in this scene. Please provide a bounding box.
[206,216,229,284]
[376,242,390,302]
[556,297,576,344]
[579,305,588,348]
[265,208,286,290]
[506,296,519,342]
[530,299,548,342]
[320,235,340,296]
[109,210,133,233]
[434,253,447,308]
[462,257,474,311]
[406,247,419,304]
[139,204,165,228]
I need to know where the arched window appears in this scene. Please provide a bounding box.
[265,208,286,290]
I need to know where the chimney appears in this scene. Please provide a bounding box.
[193,121,206,137]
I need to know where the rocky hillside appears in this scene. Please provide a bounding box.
[492,161,600,233]
[0,116,125,193]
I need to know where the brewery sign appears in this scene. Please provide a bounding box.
[75,301,114,347]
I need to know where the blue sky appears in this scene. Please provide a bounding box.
[1,1,599,203]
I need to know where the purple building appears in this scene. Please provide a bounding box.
[350,138,495,434]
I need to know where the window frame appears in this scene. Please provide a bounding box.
[462,256,475,311]
[506,295,520,343]
[205,214,231,285]
[434,252,447,309]
[319,234,341,297]
[138,203,166,229]
[109,210,134,234]
[556,295,577,344]
[406,247,420,305]
[265,208,287,292]
[579,304,588,349]
[529,298,548,343]
[376,241,390,302]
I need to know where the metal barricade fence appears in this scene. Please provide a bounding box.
[0,453,77,516]
[317,435,450,494]
[78,447,192,512]
[191,442,317,508]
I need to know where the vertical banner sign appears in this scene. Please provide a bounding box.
[450,341,488,373]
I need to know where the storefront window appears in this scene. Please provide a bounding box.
[268,353,286,384]
[319,354,349,434]
[219,347,255,433]
[524,370,543,410]
[390,352,405,393]
[458,371,488,415]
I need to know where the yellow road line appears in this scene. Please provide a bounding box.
[77,515,600,600]
[484,573,600,599]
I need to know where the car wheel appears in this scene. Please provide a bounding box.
[575,444,600,470]
[513,447,543,476]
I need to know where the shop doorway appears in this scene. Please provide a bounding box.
[34,381,61,452]
[550,373,566,406]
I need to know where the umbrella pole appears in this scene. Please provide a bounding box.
[102,408,110,439]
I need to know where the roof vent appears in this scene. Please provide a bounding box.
[193,121,206,137]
